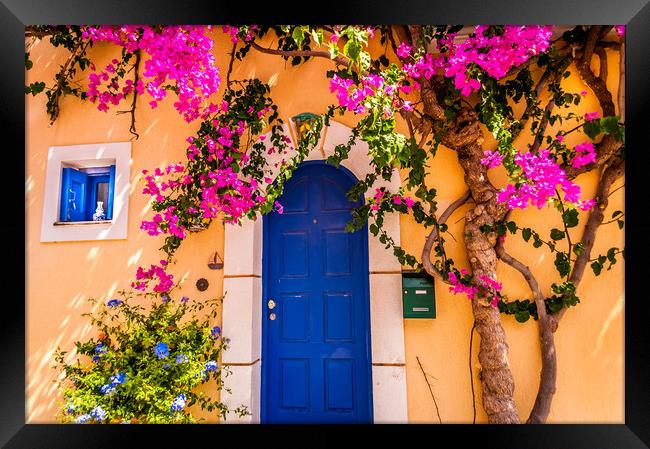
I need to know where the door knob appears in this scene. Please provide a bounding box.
[269,312,277,321]
[267,299,276,310]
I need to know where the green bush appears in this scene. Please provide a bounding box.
[53,290,248,423]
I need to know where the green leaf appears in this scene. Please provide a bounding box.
[550,228,565,240]
[562,209,579,228]
[611,210,623,219]
[554,252,571,277]
[479,224,493,233]
[311,29,323,46]
[617,220,624,229]
[573,242,584,256]
[548,300,563,313]
[328,44,339,59]
[343,40,361,62]
[583,120,601,140]
[601,116,620,135]
[506,221,517,234]
[607,247,617,262]
[522,228,532,242]
[291,27,305,48]
[26,81,46,96]
[591,260,602,276]
[515,310,531,323]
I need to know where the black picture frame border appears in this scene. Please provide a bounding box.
[5,0,649,447]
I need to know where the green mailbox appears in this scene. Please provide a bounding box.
[402,273,436,319]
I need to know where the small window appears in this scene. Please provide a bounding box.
[59,165,116,222]
[41,142,130,242]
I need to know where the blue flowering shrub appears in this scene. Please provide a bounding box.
[53,290,248,423]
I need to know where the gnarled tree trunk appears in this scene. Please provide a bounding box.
[457,140,520,423]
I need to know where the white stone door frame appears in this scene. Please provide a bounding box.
[220,120,408,423]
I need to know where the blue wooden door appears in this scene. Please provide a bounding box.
[263,162,373,423]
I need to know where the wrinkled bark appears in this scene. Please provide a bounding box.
[410,18,521,419]
[456,139,520,423]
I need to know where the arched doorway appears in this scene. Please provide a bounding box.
[261,161,373,423]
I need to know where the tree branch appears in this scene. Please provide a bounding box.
[469,320,477,424]
[495,241,557,423]
[529,58,572,152]
[226,41,237,88]
[595,47,608,82]
[250,40,350,69]
[416,356,442,424]
[618,42,625,123]
[564,27,622,178]
[48,39,90,123]
[580,26,601,71]
[25,25,57,39]
[511,71,550,142]
[117,50,141,140]
[554,157,625,324]
[421,191,471,282]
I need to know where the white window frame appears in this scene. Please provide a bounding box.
[39,142,131,242]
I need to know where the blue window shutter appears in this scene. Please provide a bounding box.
[85,174,110,221]
[59,167,88,222]
[106,164,116,220]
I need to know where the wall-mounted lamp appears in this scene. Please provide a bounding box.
[291,112,321,146]
[207,251,224,270]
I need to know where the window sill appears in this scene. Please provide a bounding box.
[53,220,113,226]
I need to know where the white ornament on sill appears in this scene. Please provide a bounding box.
[93,201,106,221]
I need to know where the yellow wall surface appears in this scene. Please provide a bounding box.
[26,30,624,423]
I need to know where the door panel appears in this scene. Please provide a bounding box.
[263,162,373,423]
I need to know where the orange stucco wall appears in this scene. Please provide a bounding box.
[26,30,624,423]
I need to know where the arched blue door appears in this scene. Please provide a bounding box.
[262,161,373,423]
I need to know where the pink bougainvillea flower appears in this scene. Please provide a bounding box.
[83,25,221,123]
[132,262,174,293]
[614,25,625,36]
[584,111,600,122]
[396,42,412,58]
[401,100,413,111]
[478,275,503,292]
[426,25,554,97]
[571,141,597,168]
[448,270,478,300]
[496,149,596,211]
[577,199,596,211]
[480,150,504,169]
[556,134,565,143]
[404,197,415,210]
[580,90,588,96]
